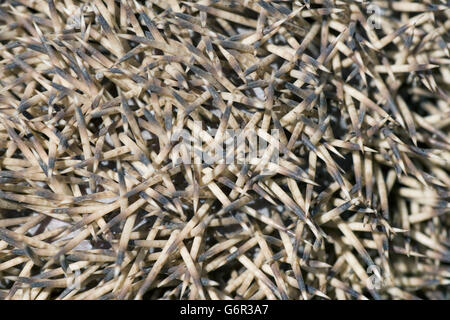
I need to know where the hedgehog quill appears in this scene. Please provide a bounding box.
[0,0,449,300]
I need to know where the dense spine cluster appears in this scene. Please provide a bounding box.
[0,0,449,300]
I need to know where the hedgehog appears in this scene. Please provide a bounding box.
[0,0,449,300]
